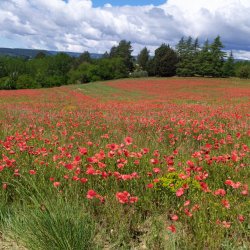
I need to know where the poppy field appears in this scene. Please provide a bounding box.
[0,78,249,249]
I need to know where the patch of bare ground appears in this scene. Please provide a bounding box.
[0,233,26,250]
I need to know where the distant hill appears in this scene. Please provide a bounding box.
[0,48,103,59]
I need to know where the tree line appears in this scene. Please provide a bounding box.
[0,36,249,89]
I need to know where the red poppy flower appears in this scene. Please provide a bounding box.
[167,224,176,233]
[86,190,97,199]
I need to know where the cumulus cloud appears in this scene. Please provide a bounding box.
[0,0,250,58]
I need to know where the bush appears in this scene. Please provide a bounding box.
[236,65,250,79]
[96,58,128,80]
[68,63,94,84]
[68,58,128,84]
[42,75,66,87]
[16,74,41,89]
[0,77,10,90]
[1,72,19,89]
[129,70,148,78]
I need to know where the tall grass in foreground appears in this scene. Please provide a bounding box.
[4,197,96,250]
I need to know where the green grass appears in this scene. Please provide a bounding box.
[72,80,145,101]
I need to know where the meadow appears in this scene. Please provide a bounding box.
[0,78,249,249]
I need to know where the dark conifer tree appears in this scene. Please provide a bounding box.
[223,51,235,77]
[154,44,178,77]
[137,47,150,71]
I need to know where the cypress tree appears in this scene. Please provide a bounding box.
[154,44,178,77]
[210,36,226,77]
[222,51,234,77]
[137,47,150,71]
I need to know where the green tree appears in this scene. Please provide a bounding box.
[68,57,128,84]
[4,57,27,77]
[0,76,9,90]
[146,58,156,76]
[5,72,18,89]
[47,53,73,85]
[210,36,226,77]
[109,40,134,72]
[154,44,178,77]
[96,58,128,80]
[0,57,7,78]
[72,51,92,69]
[236,65,250,79]
[222,51,234,77]
[175,37,185,58]
[35,51,47,59]
[68,62,101,84]
[137,47,150,71]
[102,51,109,58]
[79,51,91,63]
[16,74,41,89]
[176,37,200,76]
[197,39,213,76]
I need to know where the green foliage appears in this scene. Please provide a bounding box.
[176,36,232,78]
[16,74,41,89]
[47,53,72,85]
[129,63,148,78]
[209,36,226,77]
[0,77,10,90]
[44,75,66,87]
[154,44,178,77]
[35,51,47,59]
[222,51,235,77]
[146,58,156,76]
[156,172,201,194]
[0,58,7,78]
[4,57,27,77]
[79,51,92,63]
[176,37,200,76]
[0,37,246,89]
[129,70,148,78]
[5,72,19,89]
[68,58,128,84]
[137,47,150,71]
[197,39,214,76]
[35,71,47,87]
[236,65,250,79]
[109,40,134,72]
[72,51,92,69]
[68,62,92,84]
[95,57,128,80]
[197,36,227,77]
[234,60,250,78]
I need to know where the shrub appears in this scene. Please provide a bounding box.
[129,70,148,78]
[0,77,10,90]
[68,62,94,84]
[68,58,128,84]
[236,65,250,79]
[156,172,201,194]
[43,75,65,87]
[16,74,41,89]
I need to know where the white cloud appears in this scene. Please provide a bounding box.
[232,50,250,60]
[0,0,249,58]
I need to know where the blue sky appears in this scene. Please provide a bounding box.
[62,0,166,7]
[1,0,250,59]
[91,0,165,7]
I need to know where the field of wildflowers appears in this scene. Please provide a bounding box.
[0,78,249,249]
